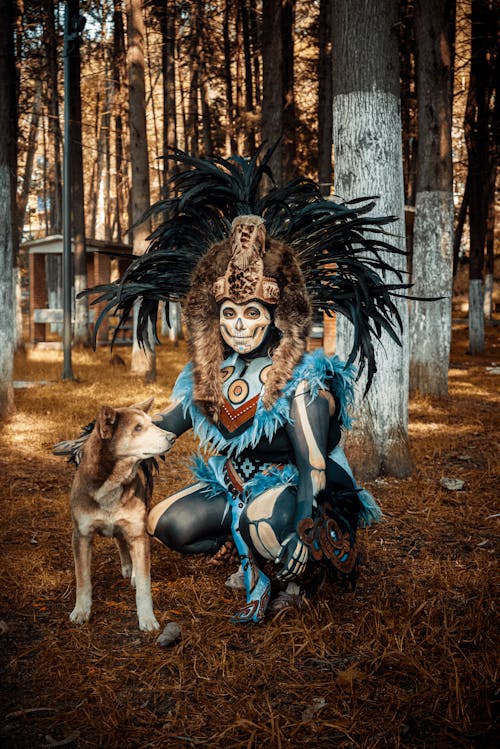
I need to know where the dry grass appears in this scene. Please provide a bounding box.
[0,324,498,748]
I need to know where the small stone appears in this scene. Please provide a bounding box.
[225,566,245,590]
[302,696,326,722]
[440,477,465,491]
[156,622,182,647]
[0,620,9,635]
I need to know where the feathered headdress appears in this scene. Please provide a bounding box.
[88,145,409,420]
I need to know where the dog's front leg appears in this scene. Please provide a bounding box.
[115,535,133,580]
[128,536,160,632]
[70,529,93,624]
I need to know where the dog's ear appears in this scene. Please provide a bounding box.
[97,406,117,440]
[130,397,154,414]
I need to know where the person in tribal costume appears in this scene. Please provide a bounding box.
[146,216,380,623]
[86,147,409,624]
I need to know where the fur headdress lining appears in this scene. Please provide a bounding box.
[183,235,312,421]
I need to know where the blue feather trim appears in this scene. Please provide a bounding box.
[190,454,232,501]
[189,447,381,528]
[172,350,356,456]
[329,445,382,526]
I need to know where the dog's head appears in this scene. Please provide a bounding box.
[96,398,176,460]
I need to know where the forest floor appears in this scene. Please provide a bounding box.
[0,321,498,749]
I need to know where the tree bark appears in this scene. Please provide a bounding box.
[262,0,283,182]
[399,0,417,207]
[464,0,495,355]
[241,0,256,153]
[249,0,261,105]
[483,162,496,319]
[281,0,296,183]
[409,0,455,397]
[318,0,333,196]
[160,0,176,190]
[68,0,90,346]
[88,38,113,241]
[332,0,412,479]
[0,0,16,416]
[43,0,63,234]
[223,0,237,154]
[113,0,127,241]
[126,0,155,379]
[187,3,200,156]
[18,79,42,239]
[453,172,469,276]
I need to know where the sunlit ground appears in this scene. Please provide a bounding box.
[0,323,498,749]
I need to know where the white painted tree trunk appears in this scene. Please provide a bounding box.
[409,192,454,396]
[483,273,493,319]
[0,1,15,416]
[333,90,412,479]
[14,267,23,350]
[73,265,90,344]
[0,165,15,416]
[469,279,485,354]
[409,0,454,397]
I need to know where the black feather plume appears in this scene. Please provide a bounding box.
[83,146,410,391]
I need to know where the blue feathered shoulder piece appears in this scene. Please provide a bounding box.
[171,350,356,456]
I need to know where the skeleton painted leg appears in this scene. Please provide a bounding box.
[228,494,270,624]
[147,483,231,554]
[240,485,309,580]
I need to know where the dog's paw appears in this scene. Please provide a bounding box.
[138,613,160,632]
[121,563,133,580]
[70,606,91,624]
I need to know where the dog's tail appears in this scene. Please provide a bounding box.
[52,421,95,465]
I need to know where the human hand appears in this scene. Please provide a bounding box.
[276,533,309,581]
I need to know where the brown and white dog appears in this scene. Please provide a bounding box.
[55,398,174,632]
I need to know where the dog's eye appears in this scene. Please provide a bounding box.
[134,424,143,432]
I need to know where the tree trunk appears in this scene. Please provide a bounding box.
[453,172,469,276]
[464,0,495,355]
[43,0,63,234]
[223,1,237,154]
[18,79,42,239]
[262,0,283,182]
[281,0,296,183]
[88,90,101,238]
[198,10,213,157]
[160,0,176,191]
[68,0,90,346]
[399,0,417,207]
[483,163,495,319]
[318,0,333,196]
[0,0,16,416]
[409,0,455,397]
[249,0,261,105]
[113,0,127,241]
[126,0,155,379]
[187,3,200,156]
[241,0,256,153]
[332,0,412,479]
[88,39,113,241]
[200,71,213,156]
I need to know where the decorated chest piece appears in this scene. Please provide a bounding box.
[217,351,273,438]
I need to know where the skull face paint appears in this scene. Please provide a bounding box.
[220,301,272,354]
